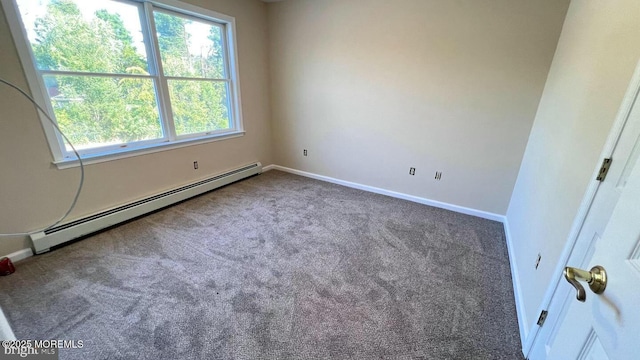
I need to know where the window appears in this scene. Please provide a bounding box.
[4,0,243,165]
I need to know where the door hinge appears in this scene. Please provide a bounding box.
[596,158,612,182]
[537,310,548,326]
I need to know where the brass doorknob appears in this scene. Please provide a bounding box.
[563,265,607,302]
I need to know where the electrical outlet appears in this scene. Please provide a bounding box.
[535,253,541,269]
[434,171,442,180]
[303,149,308,156]
[409,167,416,175]
[193,161,198,170]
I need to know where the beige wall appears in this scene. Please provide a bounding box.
[0,0,272,257]
[267,0,569,215]
[506,0,640,333]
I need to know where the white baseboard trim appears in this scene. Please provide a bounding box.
[4,248,33,263]
[503,217,529,347]
[264,164,505,222]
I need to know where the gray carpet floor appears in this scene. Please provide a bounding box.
[0,170,523,359]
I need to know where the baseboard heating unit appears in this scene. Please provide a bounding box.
[30,162,262,254]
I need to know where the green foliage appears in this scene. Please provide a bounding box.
[27,0,230,150]
[169,80,229,135]
[95,9,147,73]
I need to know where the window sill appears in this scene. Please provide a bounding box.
[53,131,245,169]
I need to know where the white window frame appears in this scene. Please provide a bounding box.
[2,0,244,169]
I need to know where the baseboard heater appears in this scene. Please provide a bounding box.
[30,162,262,254]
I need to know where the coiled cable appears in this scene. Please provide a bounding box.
[0,78,85,236]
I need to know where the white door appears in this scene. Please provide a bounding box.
[545,140,640,359]
[534,72,640,359]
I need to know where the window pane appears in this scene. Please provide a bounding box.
[44,75,163,151]
[167,80,231,136]
[16,0,149,74]
[154,11,226,79]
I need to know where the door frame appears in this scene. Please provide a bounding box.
[523,59,640,357]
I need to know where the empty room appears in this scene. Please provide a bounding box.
[1,0,639,359]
